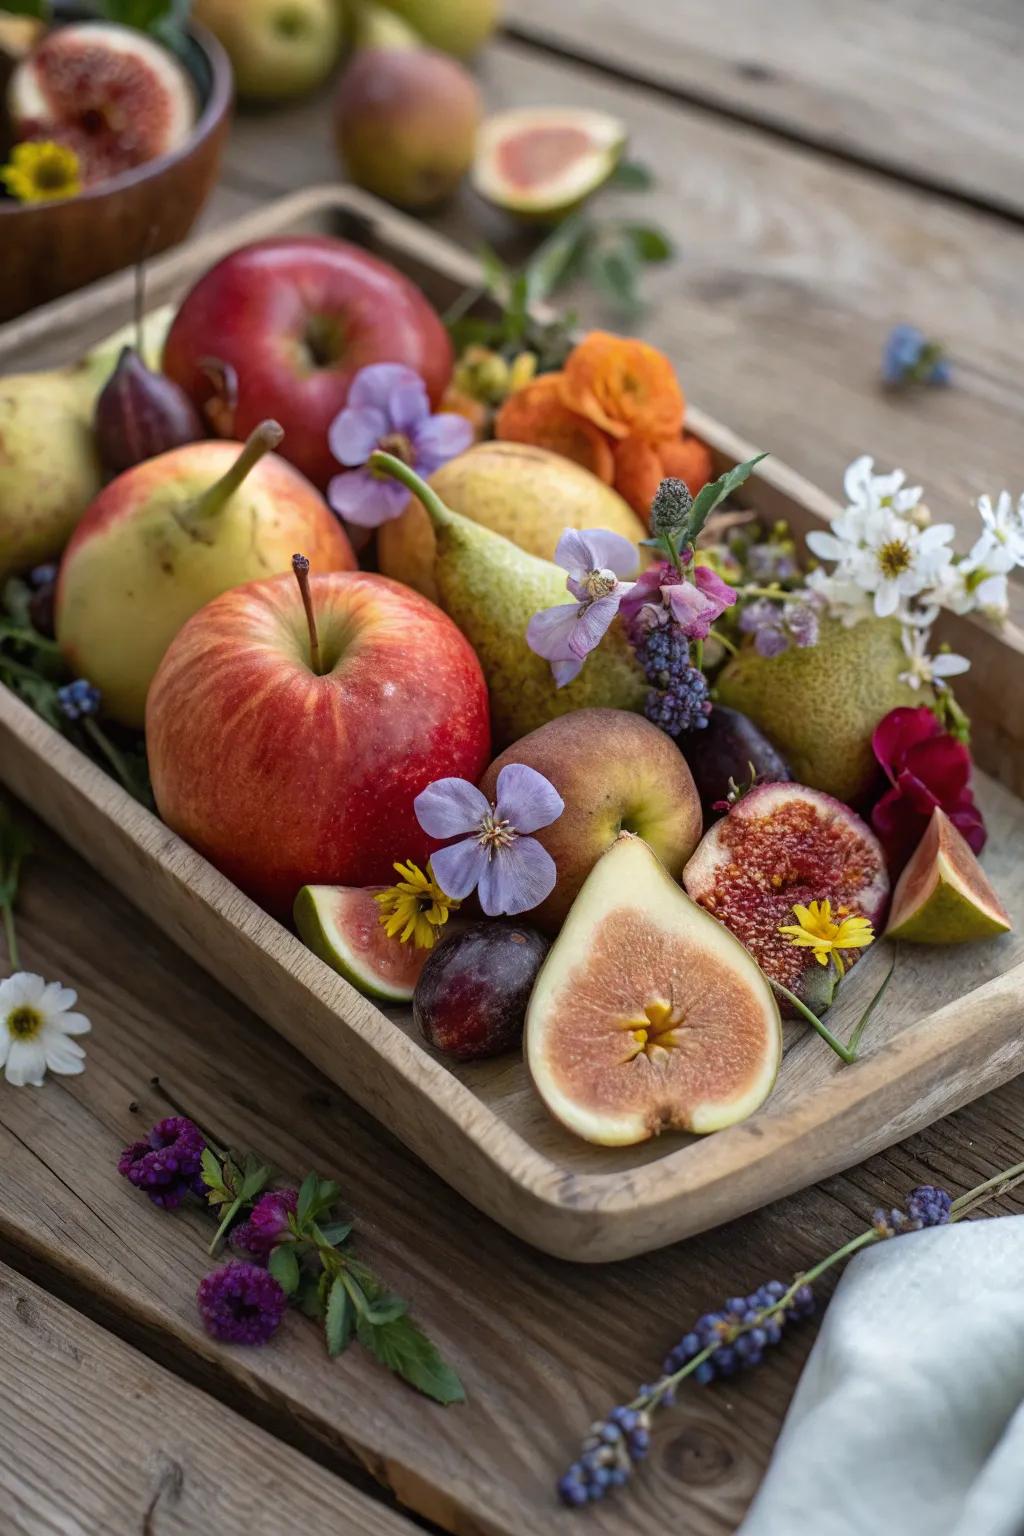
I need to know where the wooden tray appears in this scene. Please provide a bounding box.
[2,185,1022,1262]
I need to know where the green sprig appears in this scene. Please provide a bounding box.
[200,1147,272,1255]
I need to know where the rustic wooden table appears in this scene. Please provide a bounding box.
[3,6,1024,1534]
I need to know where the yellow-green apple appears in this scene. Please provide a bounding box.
[479,709,702,932]
[56,422,354,728]
[334,46,480,211]
[162,237,454,490]
[193,0,345,103]
[146,561,491,917]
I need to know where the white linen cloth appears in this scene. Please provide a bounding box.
[738,1215,1024,1536]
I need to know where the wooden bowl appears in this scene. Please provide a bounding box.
[0,18,232,322]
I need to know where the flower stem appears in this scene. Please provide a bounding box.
[846,956,896,1058]
[2,901,19,971]
[770,980,858,1064]
[82,718,138,800]
[0,624,60,654]
[707,627,738,656]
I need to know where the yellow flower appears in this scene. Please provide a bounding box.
[374,860,459,949]
[778,899,874,976]
[1,140,82,204]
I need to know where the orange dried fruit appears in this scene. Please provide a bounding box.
[659,433,714,496]
[560,331,684,443]
[495,374,615,484]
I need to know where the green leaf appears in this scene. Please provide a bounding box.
[325,1276,354,1357]
[360,1291,408,1326]
[296,1171,319,1229]
[524,214,589,306]
[0,801,32,907]
[687,453,769,539]
[238,1157,272,1203]
[268,1243,301,1296]
[313,1220,353,1249]
[624,224,674,264]
[0,0,49,15]
[478,243,511,305]
[609,159,654,190]
[297,1277,325,1320]
[199,1147,229,1204]
[356,1312,466,1405]
[585,244,643,315]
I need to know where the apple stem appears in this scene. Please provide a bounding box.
[292,553,323,676]
[369,450,455,529]
[188,420,284,526]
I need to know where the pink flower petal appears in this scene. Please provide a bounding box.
[477,837,557,916]
[494,764,564,833]
[414,777,490,838]
[693,563,737,611]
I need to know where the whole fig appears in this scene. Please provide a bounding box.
[94,347,205,473]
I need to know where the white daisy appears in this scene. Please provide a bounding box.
[843,455,923,519]
[977,491,1024,566]
[0,972,91,1087]
[805,566,874,628]
[898,627,971,691]
[934,531,1013,621]
[849,508,955,618]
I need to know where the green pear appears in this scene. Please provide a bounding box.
[0,304,175,581]
[370,451,647,745]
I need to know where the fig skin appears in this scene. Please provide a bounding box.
[95,347,205,474]
[413,922,549,1062]
[679,704,791,823]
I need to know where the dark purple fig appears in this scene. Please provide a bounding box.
[94,346,205,473]
[680,704,791,821]
[413,922,549,1062]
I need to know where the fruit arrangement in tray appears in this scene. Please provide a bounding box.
[0,227,1017,1149]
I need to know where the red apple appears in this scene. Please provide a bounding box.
[162,237,454,490]
[146,565,490,917]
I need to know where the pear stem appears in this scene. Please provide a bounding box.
[292,554,322,676]
[189,420,284,524]
[369,450,453,528]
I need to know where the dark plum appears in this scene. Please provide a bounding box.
[679,704,791,821]
[413,922,550,1062]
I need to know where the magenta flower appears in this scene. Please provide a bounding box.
[526,528,639,686]
[327,363,473,528]
[197,1261,288,1346]
[414,764,564,916]
[233,1188,298,1260]
[621,559,736,641]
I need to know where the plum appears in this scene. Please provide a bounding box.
[413,922,549,1062]
[679,705,791,822]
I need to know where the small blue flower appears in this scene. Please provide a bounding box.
[57,679,101,721]
[29,563,58,589]
[882,324,951,388]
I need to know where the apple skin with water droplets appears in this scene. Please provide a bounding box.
[413,923,550,1062]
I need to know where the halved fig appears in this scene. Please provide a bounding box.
[473,106,625,220]
[886,807,1011,945]
[8,22,196,189]
[684,782,890,1014]
[526,833,781,1146]
[294,884,430,1003]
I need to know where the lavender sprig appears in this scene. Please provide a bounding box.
[558,1163,1024,1507]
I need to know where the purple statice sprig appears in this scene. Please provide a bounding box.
[117,1115,208,1210]
[557,1171,1024,1509]
[737,595,821,658]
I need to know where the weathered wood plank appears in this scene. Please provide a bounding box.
[506,0,1024,218]
[1,816,1022,1536]
[220,43,1024,550]
[0,1261,419,1536]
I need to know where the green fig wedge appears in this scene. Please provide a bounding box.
[886,808,1012,945]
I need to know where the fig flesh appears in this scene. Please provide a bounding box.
[683,782,889,1014]
[526,833,781,1146]
[8,22,196,188]
[885,807,1011,945]
[473,107,625,220]
[294,884,431,1003]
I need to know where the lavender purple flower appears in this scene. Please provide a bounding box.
[414,764,564,916]
[327,363,473,528]
[527,529,639,686]
[117,1116,206,1209]
[620,559,736,642]
[196,1261,288,1346]
[738,597,821,658]
[872,1183,953,1238]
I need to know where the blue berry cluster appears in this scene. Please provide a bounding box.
[557,1404,652,1506]
[882,324,951,388]
[636,623,712,735]
[661,1279,815,1384]
[872,1183,952,1238]
[57,678,101,721]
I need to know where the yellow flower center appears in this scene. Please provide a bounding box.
[622,998,685,1062]
[1,140,82,204]
[876,538,912,579]
[6,1005,43,1040]
[375,860,459,949]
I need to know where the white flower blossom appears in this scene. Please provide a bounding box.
[843,455,924,519]
[898,626,971,691]
[977,491,1024,566]
[847,509,955,618]
[933,530,1013,621]
[805,567,874,628]
[0,972,91,1087]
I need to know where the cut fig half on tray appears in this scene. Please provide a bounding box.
[473,106,626,219]
[526,833,782,1147]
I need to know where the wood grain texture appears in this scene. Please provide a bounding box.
[1,814,1023,1536]
[1,190,1023,1263]
[0,1261,418,1536]
[505,0,1024,218]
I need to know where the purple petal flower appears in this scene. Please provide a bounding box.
[693,564,737,612]
[117,1116,206,1210]
[555,528,639,581]
[413,767,564,916]
[233,1188,298,1260]
[621,560,735,643]
[196,1261,287,1346]
[527,527,639,685]
[326,363,473,530]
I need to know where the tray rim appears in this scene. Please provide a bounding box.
[2,184,1022,1262]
